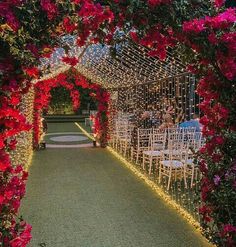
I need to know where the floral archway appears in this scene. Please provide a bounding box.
[33,67,110,148]
[0,0,235,246]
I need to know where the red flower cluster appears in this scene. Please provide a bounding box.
[74,1,114,46]
[89,85,110,147]
[220,224,236,246]
[61,56,79,66]
[63,17,77,33]
[0,0,235,245]
[138,26,175,60]
[33,71,85,146]
[199,205,212,222]
[75,75,89,89]
[24,67,40,79]
[33,70,110,148]
[147,0,172,8]
[0,162,31,246]
[183,9,236,33]
[0,1,21,32]
[214,0,225,8]
[183,19,206,33]
[40,0,58,20]
[10,223,32,247]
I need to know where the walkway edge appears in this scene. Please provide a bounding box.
[75,122,95,140]
[74,122,213,245]
[25,151,33,172]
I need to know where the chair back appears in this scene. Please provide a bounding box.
[151,133,166,151]
[168,132,184,150]
[153,128,165,134]
[167,127,179,134]
[137,128,152,149]
[165,140,189,161]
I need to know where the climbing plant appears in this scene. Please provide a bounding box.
[0,0,235,246]
[33,68,109,148]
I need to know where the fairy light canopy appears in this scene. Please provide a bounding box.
[39,35,189,89]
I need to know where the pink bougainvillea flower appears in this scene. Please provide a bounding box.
[61,56,79,66]
[40,0,58,20]
[8,139,17,150]
[214,0,225,8]
[0,3,20,32]
[24,67,39,79]
[0,195,4,205]
[182,18,206,33]
[147,0,172,7]
[63,17,77,33]
[75,76,89,88]
[10,223,32,247]
[0,150,11,172]
[220,224,236,237]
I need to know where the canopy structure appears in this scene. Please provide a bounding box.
[39,36,190,90]
[38,36,197,120]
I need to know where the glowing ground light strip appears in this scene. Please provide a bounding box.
[74,122,95,141]
[107,147,202,228]
[25,132,46,172]
[75,121,214,245]
[25,151,33,172]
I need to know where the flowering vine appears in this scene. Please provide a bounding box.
[89,85,110,147]
[0,0,235,246]
[33,68,109,148]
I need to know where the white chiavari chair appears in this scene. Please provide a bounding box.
[162,132,185,157]
[119,126,133,157]
[116,119,129,150]
[159,143,187,190]
[183,132,205,187]
[131,128,152,164]
[112,118,127,150]
[152,128,165,135]
[167,127,180,135]
[193,132,205,151]
[142,132,167,175]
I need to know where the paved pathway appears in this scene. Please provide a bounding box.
[21,123,212,247]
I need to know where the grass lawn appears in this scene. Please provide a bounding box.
[21,123,212,247]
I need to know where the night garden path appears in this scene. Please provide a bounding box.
[21,123,212,247]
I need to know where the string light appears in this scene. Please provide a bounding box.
[74,123,210,238]
[18,34,202,236]
[75,122,95,140]
[107,147,202,229]
[36,36,189,90]
[10,86,35,170]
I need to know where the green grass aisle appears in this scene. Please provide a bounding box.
[21,123,212,247]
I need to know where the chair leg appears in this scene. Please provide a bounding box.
[148,156,153,175]
[135,151,139,164]
[167,168,172,190]
[124,144,127,157]
[142,153,145,170]
[115,140,118,150]
[131,148,134,162]
[155,159,160,176]
[158,164,162,183]
[174,169,177,181]
[191,167,195,188]
[195,167,198,180]
[184,167,187,189]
